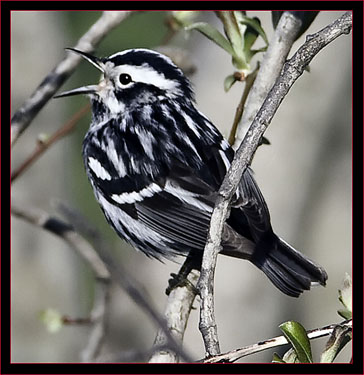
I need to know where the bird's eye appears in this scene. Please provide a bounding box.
[119,73,132,85]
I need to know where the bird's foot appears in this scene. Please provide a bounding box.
[165,272,199,296]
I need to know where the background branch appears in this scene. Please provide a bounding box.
[11,202,110,361]
[11,202,193,363]
[197,11,352,359]
[11,104,90,182]
[233,11,302,149]
[228,66,259,145]
[11,11,132,146]
[11,203,110,280]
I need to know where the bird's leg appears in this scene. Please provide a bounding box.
[166,252,201,295]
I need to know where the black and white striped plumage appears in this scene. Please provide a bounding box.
[56,48,327,297]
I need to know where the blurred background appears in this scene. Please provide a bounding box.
[11,11,352,363]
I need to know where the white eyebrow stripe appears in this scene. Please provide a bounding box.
[112,64,180,92]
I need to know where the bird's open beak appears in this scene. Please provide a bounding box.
[54,48,105,98]
[53,84,100,98]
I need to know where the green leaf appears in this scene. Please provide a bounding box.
[320,324,352,363]
[232,11,248,39]
[246,46,268,62]
[39,308,63,333]
[338,308,352,320]
[272,353,286,363]
[241,26,258,62]
[251,46,268,54]
[240,15,269,46]
[338,273,352,319]
[185,22,235,56]
[218,12,244,55]
[216,11,248,70]
[224,74,237,92]
[279,321,313,363]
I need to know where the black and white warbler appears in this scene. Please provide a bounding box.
[56,48,327,297]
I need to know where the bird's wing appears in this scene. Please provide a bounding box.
[194,132,273,243]
[134,162,216,253]
[231,167,273,242]
[196,136,273,243]
[85,155,215,255]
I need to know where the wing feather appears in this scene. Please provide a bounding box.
[232,167,272,242]
[135,188,211,251]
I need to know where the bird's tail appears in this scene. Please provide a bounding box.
[251,237,328,297]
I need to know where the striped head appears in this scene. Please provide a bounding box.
[55,48,194,120]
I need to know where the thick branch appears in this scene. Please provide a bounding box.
[11,11,132,146]
[197,11,352,359]
[233,11,302,148]
[149,270,199,363]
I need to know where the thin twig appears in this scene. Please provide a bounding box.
[95,344,177,363]
[80,280,110,362]
[11,104,90,182]
[57,202,194,363]
[197,11,352,359]
[11,11,132,146]
[228,66,259,145]
[202,320,352,363]
[233,11,303,149]
[11,202,110,361]
[11,203,110,280]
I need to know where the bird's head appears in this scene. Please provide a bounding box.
[55,48,194,115]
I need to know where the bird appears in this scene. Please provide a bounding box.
[55,48,327,297]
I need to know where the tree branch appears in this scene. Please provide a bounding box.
[202,319,352,363]
[11,202,110,361]
[197,11,352,359]
[11,203,110,280]
[11,11,132,146]
[232,11,303,149]
[149,270,199,363]
[228,66,259,146]
[56,202,195,363]
[80,280,110,361]
[11,202,193,363]
[11,104,90,182]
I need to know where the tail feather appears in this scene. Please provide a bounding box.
[263,260,308,296]
[253,237,328,298]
